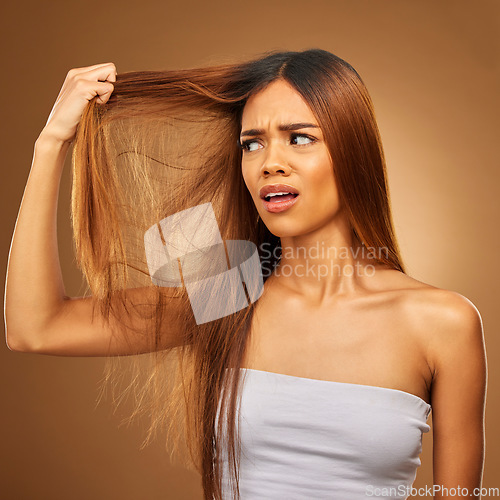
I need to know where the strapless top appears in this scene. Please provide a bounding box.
[216,368,431,499]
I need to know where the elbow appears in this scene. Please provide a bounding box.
[4,304,50,353]
[4,326,39,353]
[5,331,28,352]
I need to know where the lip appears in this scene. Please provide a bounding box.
[259,183,300,199]
[259,183,300,214]
[261,194,300,213]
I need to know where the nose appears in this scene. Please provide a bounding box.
[260,142,291,177]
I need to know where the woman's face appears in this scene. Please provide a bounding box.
[240,79,342,238]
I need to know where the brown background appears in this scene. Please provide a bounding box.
[1,0,498,498]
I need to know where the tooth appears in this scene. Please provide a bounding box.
[268,192,290,197]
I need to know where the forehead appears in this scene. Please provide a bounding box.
[241,79,318,128]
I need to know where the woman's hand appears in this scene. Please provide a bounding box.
[39,62,117,146]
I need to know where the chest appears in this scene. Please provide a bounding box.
[240,288,432,404]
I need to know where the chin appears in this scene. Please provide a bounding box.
[261,218,309,238]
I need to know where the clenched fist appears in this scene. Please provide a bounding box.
[41,62,117,145]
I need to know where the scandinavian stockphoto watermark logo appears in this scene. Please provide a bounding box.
[144,203,264,325]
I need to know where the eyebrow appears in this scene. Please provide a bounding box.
[240,122,320,138]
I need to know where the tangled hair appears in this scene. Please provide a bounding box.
[71,48,405,499]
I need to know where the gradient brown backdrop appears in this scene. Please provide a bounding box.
[1,1,498,498]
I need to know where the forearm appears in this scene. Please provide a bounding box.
[5,133,71,350]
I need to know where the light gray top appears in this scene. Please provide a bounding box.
[217,367,432,499]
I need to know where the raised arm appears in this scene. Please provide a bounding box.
[4,64,187,356]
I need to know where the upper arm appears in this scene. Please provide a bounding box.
[428,292,487,498]
[13,286,190,357]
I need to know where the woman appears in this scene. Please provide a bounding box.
[5,49,487,499]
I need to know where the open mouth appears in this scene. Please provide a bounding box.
[263,192,299,203]
[261,192,300,213]
[259,184,300,213]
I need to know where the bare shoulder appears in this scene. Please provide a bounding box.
[379,270,482,325]
[383,271,485,375]
[398,275,481,320]
[395,277,488,484]
[390,274,487,484]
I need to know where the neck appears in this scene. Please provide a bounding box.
[269,220,383,303]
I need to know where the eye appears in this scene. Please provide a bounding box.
[290,133,316,146]
[239,139,261,153]
[238,133,317,152]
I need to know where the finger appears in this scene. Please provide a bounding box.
[91,81,115,104]
[80,63,117,83]
[71,62,116,75]
[68,64,117,85]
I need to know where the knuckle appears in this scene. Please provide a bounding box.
[74,77,86,89]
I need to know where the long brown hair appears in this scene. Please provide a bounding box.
[71,48,405,499]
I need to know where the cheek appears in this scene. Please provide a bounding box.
[308,155,335,188]
[311,159,339,208]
